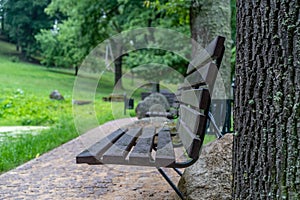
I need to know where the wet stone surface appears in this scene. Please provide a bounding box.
[0,118,178,200]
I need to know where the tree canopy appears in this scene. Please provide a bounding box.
[3,0,53,58]
[35,0,190,87]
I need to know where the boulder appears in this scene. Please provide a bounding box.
[49,90,64,100]
[177,134,233,200]
[135,93,170,119]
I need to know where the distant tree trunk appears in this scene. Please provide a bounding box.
[1,13,4,33]
[233,1,300,199]
[190,0,232,98]
[16,27,20,52]
[75,66,79,76]
[111,39,123,89]
[0,0,3,33]
[152,82,160,93]
[114,54,123,89]
[16,42,20,52]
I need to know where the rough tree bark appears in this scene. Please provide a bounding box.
[190,0,232,98]
[233,1,300,199]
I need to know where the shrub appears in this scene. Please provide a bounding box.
[0,89,71,126]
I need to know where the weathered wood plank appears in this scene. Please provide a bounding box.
[102,128,142,164]
[187,36,225,74]
[76,128,127,164]
[177,119,201,159]
[76,149,102,164]
[129,127,156,165]
[185,62,218,91]
[155,128,175,167]
[179,105,206,135]
[180,88,210,110]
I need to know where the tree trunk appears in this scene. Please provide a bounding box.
[1,12,4,33]
[152,82,160,93]
[190,0,232,98]
[16,42,20,52]
[75,66,79,76]
[0,0,3,33]
[114,54,123,89]
[233,1,300,199]
[111,39,123,89]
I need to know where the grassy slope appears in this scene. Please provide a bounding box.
[0,40,74,96]
[0,56,75,96]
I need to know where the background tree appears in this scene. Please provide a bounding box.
[79,0,189,88]
[35,0,89,74]
[0,0,4,34]
[152,0,233,95]
[233,1,299,199]
[190,0,232,97]
[125,49,188,92]
[3,0,52,58]
[35,19,88,75]
[39,0,189,85]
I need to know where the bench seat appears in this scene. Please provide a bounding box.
[76,125,199,168]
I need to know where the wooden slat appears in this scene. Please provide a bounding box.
[102,128,142,164]
[177,119,201,159]
[155,128,175,167]
[179,105,206,135]
[129,127,156,165]
[76,149,101,164]
[76,128,127,164]
[180,88,210,110]
[184,62,218,91]
[198,62,219,92]
[187,36,225,74]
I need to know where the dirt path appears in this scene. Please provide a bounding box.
[0,118,178,200]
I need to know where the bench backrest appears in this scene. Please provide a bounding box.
[176,36,225,159]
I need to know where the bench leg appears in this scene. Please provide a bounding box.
[173,168,183,176]
[157,167,184,200]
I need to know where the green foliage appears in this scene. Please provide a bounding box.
[125,49,188,81]
[0,89,70,126]
[35,20,87,68]
[9,56,19,63]
[148,0,191,25]
[3,0,53,58]
[39,0,190,80]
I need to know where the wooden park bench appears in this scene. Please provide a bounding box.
[76,36,225,199]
